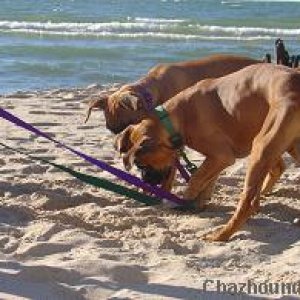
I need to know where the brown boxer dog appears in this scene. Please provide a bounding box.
[85,55,261,134]
[115,63,300,241]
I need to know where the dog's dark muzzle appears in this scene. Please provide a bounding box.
[136,163,171,185]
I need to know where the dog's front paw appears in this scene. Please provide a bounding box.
[202,228,231,242]
[173,198,206,212]
[193,199,207,211]
[183,187,200,201]
[184,188,210,210]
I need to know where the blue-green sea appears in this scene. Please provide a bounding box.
[0,0,299,94]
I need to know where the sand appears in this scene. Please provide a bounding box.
[0,85,299,300]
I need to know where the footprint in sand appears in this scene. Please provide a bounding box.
[48,111,74,116]
[30,122,62,127]
[0,235,20,254]
[21,165,49,175]
[103,265,149,285]
[28,110,46,115]
[0,158,6,167]
[273,187,300,199]
[16,242,73,258]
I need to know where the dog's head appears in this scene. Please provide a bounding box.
[85,87,146,134]
[114,118,177,185]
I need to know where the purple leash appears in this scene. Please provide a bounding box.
[139,87,191,182]
[175,160,190,181]
[0,107,187,206]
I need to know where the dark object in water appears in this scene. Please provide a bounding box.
[264,53,272,63]
[290,55,300,68]
[275,38,290,66]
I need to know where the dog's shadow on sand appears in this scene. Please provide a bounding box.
[208,201,300,256]
[175,196,300,256]
[0,260,271,300]
[245,202,300,254]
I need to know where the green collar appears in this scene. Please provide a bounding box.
[154,105,183,149]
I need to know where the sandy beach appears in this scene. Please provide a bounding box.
[0,85,299,299]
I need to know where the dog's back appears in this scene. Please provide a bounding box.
[147,55,261,102]
[217,63,300,107]
[164,63,300,157]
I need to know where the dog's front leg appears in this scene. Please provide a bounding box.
[161,164,176,191]
[195,175,219,201]
[184,154,234,208]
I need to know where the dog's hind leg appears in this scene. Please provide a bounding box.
[261,139,300,195]
[287,140,300,163]
[261,157,285,195]
[204,107,299,241]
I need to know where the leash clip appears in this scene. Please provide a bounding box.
[186,162,198,174]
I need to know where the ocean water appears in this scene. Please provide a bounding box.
[0,0,299,94]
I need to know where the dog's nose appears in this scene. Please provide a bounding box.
[140,167,166,185]
[142,170,163,185]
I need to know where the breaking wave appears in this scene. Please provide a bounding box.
[0,18,299,41]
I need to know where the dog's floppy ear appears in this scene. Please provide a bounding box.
[119,94,142,111]
[84,94,109,123]
[115,127,155,171]
[114,125,136,171]
[114,125,134,154]
[123,137,155,171]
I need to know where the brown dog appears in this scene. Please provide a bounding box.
[115,63,300,242]
[85,55,261,134]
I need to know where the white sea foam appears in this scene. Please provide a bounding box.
[192,24,300,35]
[1,28,277,41]
[0,20,298,40]
[0,20,170,32]
[133,17,186,23]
